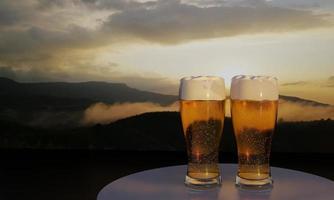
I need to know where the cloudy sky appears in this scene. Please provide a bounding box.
[0,0,334,104]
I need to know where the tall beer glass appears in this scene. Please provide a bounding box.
[231,75,278,189]
[179,76,226,188]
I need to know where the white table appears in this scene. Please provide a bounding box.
[97,164,334,200]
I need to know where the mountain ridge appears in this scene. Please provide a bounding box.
[0,77,331,127]
[0,77,176,105]
[279,95,329,107]
[0,77,330,106]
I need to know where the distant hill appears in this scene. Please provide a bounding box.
[1,112,333,153]
[0,77,331,127]
[91,112,334,153]
[1,77,330,107]
[279,95,329,107]
[0,77,177,126]
[0,77,176,106]
[1,78,333,152]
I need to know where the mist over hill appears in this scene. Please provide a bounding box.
[0,77,332,127]
[0,77,176,126]
[0,77,333,152]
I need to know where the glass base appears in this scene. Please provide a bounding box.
[236,176,273,190]
[185,175,221,189]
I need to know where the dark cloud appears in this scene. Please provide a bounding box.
[325,76,334,87]
[0,4,20,26]
[0,25,99,54]
[37,0,69,9]
[0,1,33,27]
[37,0,156,11]
[0,0,110,68]
[0,24,108,69]
[0,66,70,82]
[268,0,334,10]
[104,0,331,44]
[93,0,157,10]
[281,81,309,86]
[0,0,332,82]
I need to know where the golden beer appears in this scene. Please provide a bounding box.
[231,75,278,189]
[232,100,278,181]
[179,76,226,188]
[181,100,225,180]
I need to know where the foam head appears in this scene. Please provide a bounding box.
[231,75,278,101]
[179,76,226,100]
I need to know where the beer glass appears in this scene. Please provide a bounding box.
[179,76,226,188]
[231,75,278,189]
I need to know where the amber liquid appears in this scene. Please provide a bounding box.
[231,100,278,180]
[180,100,225,180]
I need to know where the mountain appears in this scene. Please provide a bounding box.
[0,77,176,106]
[0,78,333,152]
[0,77,331,127]
[1,77,330,108]
[92,112,334,153]
[0,77,177,126]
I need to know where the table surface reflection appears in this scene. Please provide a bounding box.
[97,163,334,200]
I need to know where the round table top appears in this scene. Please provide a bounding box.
[97,163,334,200]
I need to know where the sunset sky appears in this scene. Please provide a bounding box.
[0,0,333,104]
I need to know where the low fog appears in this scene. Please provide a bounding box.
[82,99,334,125]
[278,99,334,122]
[82,102,179,125]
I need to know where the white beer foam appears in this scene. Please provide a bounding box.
[231,75,278,101]
[179,76,226,100]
